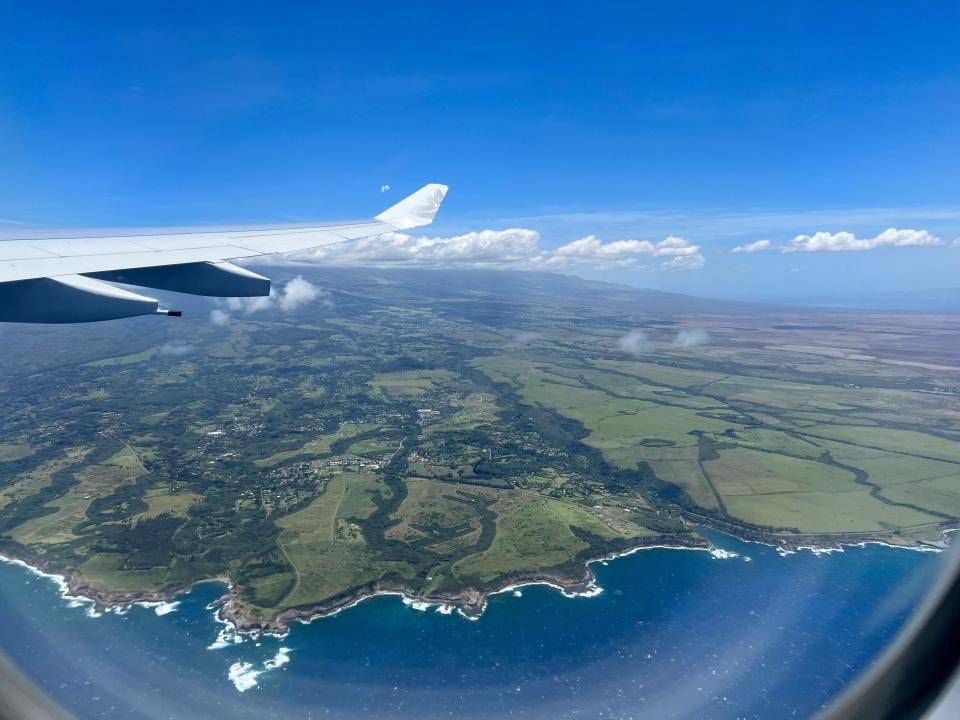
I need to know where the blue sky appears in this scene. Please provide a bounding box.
[1,2,957,302]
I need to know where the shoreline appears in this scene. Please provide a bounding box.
[1,526,953,638]
[213,535,713,634]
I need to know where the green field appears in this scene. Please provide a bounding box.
[472,355,741,471]
[698,446,947,532]
[385,479,487,542]
[273,471,396,606]
[77,554,168,593]
[368,369,456,398]
[723,490,939,534]
[10,446,145,546]
[801,424,960,463]
[0,444,35,462]
[131,484,202,521]
[473,344,960,544]
[254,422,379,467]
[453,493,634,583]
[646,459,719,509]
[880,475,960,518]
[277,473,378,544]
[704,447,856,496]
[82,347,158,367]
[0,448,89,511]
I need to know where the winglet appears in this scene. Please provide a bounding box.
[375,183,449,230]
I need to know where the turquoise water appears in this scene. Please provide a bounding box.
[0,531,944,719]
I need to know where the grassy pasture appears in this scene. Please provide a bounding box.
[723,490,940,534]
[476,354,742,470]
[853,455,960,487]
[277,472,384,544]
[470,355,537,386]
[83,347,157,367]
[801,425,960,463]
[423,392,498,434]
[335,473,387,518]
[254,422,378,467]
[347,438,397,456]
[592,359,728,389]
[705,447,857,496]
[588,405,735,452]
[131,485,201,521]
[386,479,491,542]
[0,447,89,511]
[453,493,626,583]
[731,428,826,460]
[277,474,347,544]
[573,368,726,410]
[475,348,960,539]
[278,543,412,609]
[368,369,455,398]
[10,446,145,546]
[577,400,741,471]
[647,460,719,509]
[0,444,35,462]
[848,452,960,518]
[246,572,296,607]
[880,475,960,518]
[709,375,861,413]
[807,439,896,462]
[77,553,168,592]
[275,471,403,607]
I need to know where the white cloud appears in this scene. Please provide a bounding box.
[782,227,942,253]
[660,253,706,271]
[226,294,273,315]
[158,342,195,357]
[617,329,650,356]
[545,234,703,270]
[510,331,543,347]
[730,239,771,253]
[552,235,692,258]
[284,229,705,272]
[213,277,330,322]
[672,328,710,348]
[209,309,231,326]
[494,205,960,245]
[293,229,539,267]
[277,276,321,312]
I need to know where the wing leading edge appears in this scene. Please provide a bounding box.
[0,183,448,323]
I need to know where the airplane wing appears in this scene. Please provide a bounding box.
[0,183,447,323]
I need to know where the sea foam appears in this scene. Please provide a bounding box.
[709,548,739,560]
[0,555,102,617]
[137,600,181,616]
[227,647,293,691]
[401,596,456,615]
[227,662,261,692]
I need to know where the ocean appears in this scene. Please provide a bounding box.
[0,530,945,720]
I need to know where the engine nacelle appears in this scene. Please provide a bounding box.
[0,274,162,323]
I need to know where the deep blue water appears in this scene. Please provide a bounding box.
[0,531,944,720]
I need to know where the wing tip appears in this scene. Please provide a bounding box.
[376,183,449,230]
